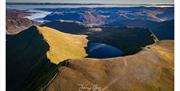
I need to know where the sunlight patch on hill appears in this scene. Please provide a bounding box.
[37,26,88,64]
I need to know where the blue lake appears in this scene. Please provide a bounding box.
[87,43,124,58]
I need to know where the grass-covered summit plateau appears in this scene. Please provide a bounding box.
[45,40,174,91]
[37,26,88,64]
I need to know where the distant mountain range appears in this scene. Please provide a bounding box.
[6,9,42,34]
[6,3,105,5]
[7,7,174,40]
[151,20,174,40]
[6,3,174,6]
[41,7,174,23]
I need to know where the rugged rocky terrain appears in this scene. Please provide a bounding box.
[7,21,174,91]
[6,9,41,34]
[42,7,174,26]
[43,11,106,25]
[6,7,174,40]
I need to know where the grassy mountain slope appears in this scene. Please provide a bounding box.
[7,25,88,91]
[44,40,174,91]
[7,21,173,91]
[37,26,88,64]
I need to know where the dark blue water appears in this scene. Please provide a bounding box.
[87,43,124,58]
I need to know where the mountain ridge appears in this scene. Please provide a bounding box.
[43,40,174,91]
[36,26,88,64]
[6,21,174,91]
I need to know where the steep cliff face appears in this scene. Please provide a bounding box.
[43,40,174,91]
[150,20,174,40]
[7,25,88,91]
[6,26,58,91]
[88,27,156,55]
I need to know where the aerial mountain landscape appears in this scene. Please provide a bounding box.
[6,2,174,91]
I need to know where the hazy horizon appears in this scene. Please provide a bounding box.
[7,0,174,4]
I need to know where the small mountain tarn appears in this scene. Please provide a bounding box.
[87,43,124,58]
[87,27,156,55]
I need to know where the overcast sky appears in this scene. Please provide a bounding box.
[7,0,174,4]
